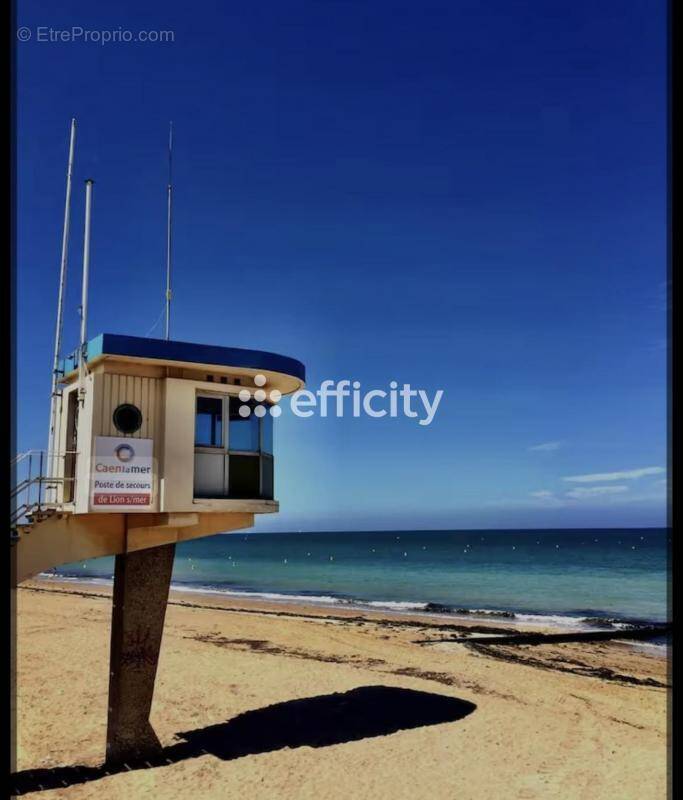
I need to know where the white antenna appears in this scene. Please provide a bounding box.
[47,118,76,470]
[79,179,94,403]
[164,121,173,340]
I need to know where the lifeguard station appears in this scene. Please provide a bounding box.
[12,332,305,584]
[10,120,306,765]
[11,334,305,762]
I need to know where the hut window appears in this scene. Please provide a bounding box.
[228,455,261,498]
[194,394,275,500]
[228,398,259,452]
[261,413,273,455]
[195,396,223,447]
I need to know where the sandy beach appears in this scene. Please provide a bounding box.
[12,579,669,800]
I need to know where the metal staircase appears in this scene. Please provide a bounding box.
[10,450,75,544]
[10,448,258,586]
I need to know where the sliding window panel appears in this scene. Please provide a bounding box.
[194,452,227,498]
[261,454,274,500]
[228,454,260,498]
[195,396,224,447]
[228,398,259,452]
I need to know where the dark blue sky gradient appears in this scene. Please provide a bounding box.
[16,0,668,529]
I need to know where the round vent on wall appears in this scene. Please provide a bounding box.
[112,403,143,435]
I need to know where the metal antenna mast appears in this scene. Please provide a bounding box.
[164,122,173,340]
[48,118,76,470]
[78,179,94,404]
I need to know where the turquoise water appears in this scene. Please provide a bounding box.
[53,528,670,626]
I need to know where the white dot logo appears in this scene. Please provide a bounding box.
[238,374,282,417]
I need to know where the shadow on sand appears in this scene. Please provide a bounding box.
[11,685,476,795]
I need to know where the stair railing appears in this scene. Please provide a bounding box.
[10,450,78,526]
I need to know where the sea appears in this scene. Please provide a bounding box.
[48,528,670,633]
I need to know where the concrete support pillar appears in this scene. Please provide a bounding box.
[105,543,176,764]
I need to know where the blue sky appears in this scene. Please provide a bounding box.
[16,0,668,530]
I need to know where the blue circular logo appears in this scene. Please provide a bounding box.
[115,444,135,463]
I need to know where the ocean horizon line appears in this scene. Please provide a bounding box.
[233,525,669,535]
